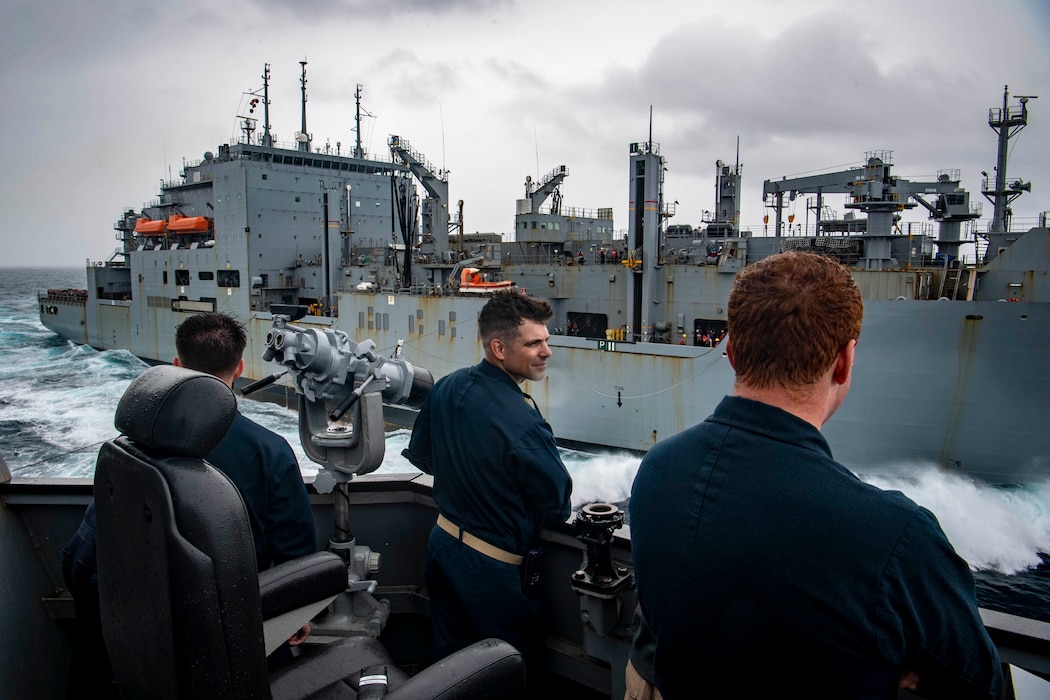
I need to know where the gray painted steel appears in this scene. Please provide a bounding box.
[39,86,1049,484]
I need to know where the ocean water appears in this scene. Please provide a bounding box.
[3,267,1049,624]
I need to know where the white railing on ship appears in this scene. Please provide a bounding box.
[235,137,396,162]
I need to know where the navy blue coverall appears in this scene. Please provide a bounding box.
[630,395,1003,700]
[402,359,572,673]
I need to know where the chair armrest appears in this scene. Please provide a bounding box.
[259,551,346,620]
[385,638,525,699]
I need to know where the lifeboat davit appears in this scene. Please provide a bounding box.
[166,215,213,233]
[459,267,514,293]
[133,218,166,234]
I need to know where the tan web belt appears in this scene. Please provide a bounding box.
[436,514,524,566]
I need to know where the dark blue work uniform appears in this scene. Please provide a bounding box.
[402,359,572,672]
[63,409,316,694]
[630,395,1003,700]
[206,411,317,571]
[61,500,114,697]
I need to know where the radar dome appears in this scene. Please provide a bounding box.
[204,151,214,161]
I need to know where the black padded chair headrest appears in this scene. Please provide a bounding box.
[115,365,236,458]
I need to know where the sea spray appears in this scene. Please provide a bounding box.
[865,466,1050,575]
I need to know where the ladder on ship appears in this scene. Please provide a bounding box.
[938,262,962,300]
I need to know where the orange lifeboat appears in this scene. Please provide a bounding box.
[459,267,514,293]
[133,218,166,234]
[166,215,213,234]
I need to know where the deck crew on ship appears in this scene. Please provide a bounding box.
[630,252,1003,699]
[402,291,572,689]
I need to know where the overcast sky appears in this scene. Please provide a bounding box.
[2,0,1048,267]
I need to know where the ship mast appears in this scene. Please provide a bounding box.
[354,84,365,159]
[261,63,272,147]
[985,85,1036,234]
[734,136,741,230]
[298,60,312,152]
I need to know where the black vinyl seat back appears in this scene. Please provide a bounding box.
[94,365,271,699]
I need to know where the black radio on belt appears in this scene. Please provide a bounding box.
[521,547,544,598]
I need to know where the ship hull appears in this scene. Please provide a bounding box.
[305,292,1050,484]
[38,290,88,345]
[42,272,1049,484]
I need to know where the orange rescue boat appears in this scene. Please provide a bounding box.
[459,267,514,293]
[166,215,213,233]
[133,218,166,234]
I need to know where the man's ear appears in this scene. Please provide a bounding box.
[725,338,735,370]
[172,357,182,367]
[489,337,506,361]
[832,340,856,386]
[232,358,245,381]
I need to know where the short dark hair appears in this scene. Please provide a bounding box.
[478,291,553,346]
[174,312,247,377]
[727,252,862,389]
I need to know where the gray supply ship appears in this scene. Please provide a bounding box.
[40,65,1050,484]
